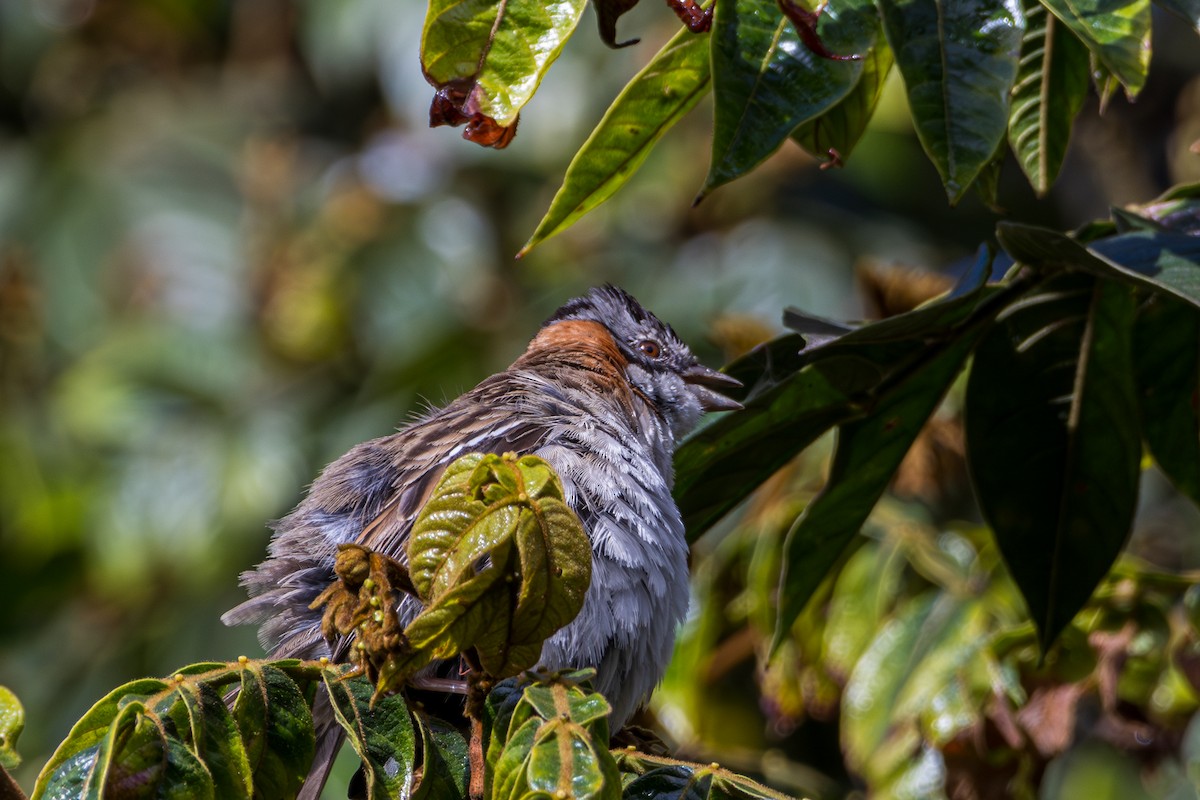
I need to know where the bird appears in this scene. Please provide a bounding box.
[223,285,742,797]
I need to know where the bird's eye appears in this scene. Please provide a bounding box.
[636,340,662,359]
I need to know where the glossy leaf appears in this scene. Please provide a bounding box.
[413,713,470,800]
[1008,0,1090,194]
[421,0,587,126]
[966,274,1141,650]
[998,222,1200,309]
[1133,295,1200,507]
[520,28,711,254]
[321,668,417,800]
[792,39,895,161]
[1039,0,1151,97]
[169,681,252,799]
[879,0,1025,202]
[0,686,22,771]
[232,663,315,800]
[704,0,879,192]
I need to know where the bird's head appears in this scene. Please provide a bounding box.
[542,285,742,439]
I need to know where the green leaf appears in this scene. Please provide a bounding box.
[413,713,470,800]
[232,663,315,800]
[1007,0,1090,194]
[420,0,587,126]
[1039,0,1151,97]
[390,453,590,683]
[0,686,22,771]
[32,678,170,799]
[171,681,252,799]
[676,248,1005,541]
[998,222,1200,309]
[520,28,711,254]
[1133,294,1200,507]
[107,707,216,800]
[321,669,417,800]
[772,311,984,650]
[792,40,895,161]
[491,674,619,800]
[966,274,1141,650]
[879,0,1025,202]
[704,0,880,192]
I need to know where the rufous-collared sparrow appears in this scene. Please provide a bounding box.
[224,285,742,796]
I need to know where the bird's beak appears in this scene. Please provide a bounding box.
[683,364,744,412]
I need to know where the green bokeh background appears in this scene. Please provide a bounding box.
[1,0,1198,796]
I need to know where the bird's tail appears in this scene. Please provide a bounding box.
[297,692,346,800]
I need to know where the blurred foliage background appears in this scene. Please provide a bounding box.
[2,0,1200,797]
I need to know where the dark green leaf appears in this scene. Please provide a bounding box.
[1152,0,1199,33]
[704,0,879,192]
[232,663,315,800]
[772,315,983,649]
[421,0,588,126]
[321,669,416,800]
[413,713,470,800]
[792,40,895,161]
[1008,0,1090,194]
[1133,295,1200,507]
[94,702,215,800]
[0,687,22,771]
[623,766,712,800]
[966,275,1141,650]
[176,682,251,799]
[998,222,1200,309]
[1039,0,1151,96]
[32,679,169,799]
[520,28,711,254]
[676,249,1005,540]
[879,0,1025,202]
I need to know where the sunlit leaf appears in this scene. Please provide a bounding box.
[841,593,989,789]
[1008,0,1090,194]
[1039,0,1151,97]
[421,0,588,126]
[0,686,22,771]
[966,274,1140,650]
[704,0,879,192]
[998,222,1200,308]
[521,28,711,254]
[879,0,1025,202]
[791,39,895,161]
[386,453,590,684]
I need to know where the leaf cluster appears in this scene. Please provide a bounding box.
[413,0,1197,252]
[674,185,1200,656]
